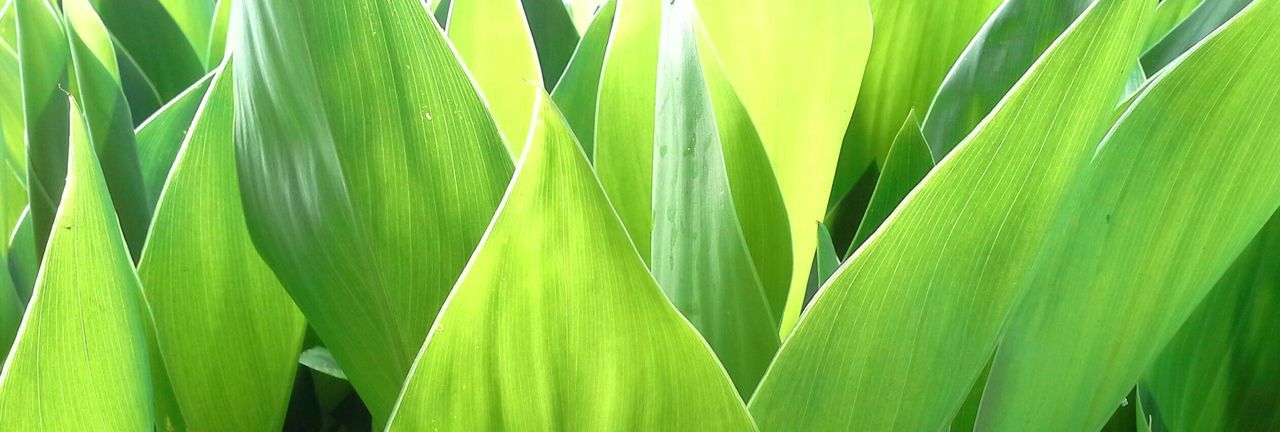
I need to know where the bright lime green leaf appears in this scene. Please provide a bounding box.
[1141,0,1253,73]
[980,2,1280,429]
[830,0,1001,203]
[522,0,580,89]
[1140,213,1280,431]
[594,0,659,260]
[138,64,305,432]
[206,0,230,67]
[650,0,782,396]
[5,209,32,304]
[95,0,205,99]
[549,0,615,156]
[135,72,214,208]
[922,0,1092,159]
[1145,0,1205,48]
[14,0,68,260]
[748,1,1151,430]
[233,0,514,421]
[0,40,22,184]
[64,0,152,259]
[0,98,152,431]
[450,0,542,154]
[385,91,755,431]
[692,0,873,336]
[847,111,933,257]
[0,1,14,45]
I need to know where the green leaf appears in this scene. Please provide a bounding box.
[154,0,215,67]
[0,39,24,193]
[385,90,755,431]
[233,0,514,421]
[979,2,1280,429]
[449,0,543,155]
[522,0,579,89]
[1139,212,1280,431]
[847,111,934,257]
[1145,0,1205,48]
[299,347,348,381]
[1141,0,1253,73]
[5,209,33,304]
[63,0,153,259]
[95,0,206,99]
[570,0,606,33]
[650,0,785,396]
[115,38,164,124]
[747,0,1151,429]
[590,0,659,261]
[922,0,1092,159]
[137,64,305,431]
[830,0,1002,204]
[549,0,614,156]
[135,72,214,208]
[14,0,69,261]
[691,0,873,335]
[206,0,230,67]
[0,1,14,45]
[0,97,152,431]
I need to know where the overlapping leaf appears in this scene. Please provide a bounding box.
[549,0,615,156]
[450,0,543,154]
[233,0,514,420]
[980,2,1280,428]
[14,0,68,260]
[521,0,579,89]
[847,112,933,256]
[747,0,1151,429]
[135,72,213,207]
[1141,0,1254,73]
[385,91,754,431]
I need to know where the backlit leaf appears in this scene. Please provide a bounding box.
[450,0,543,154]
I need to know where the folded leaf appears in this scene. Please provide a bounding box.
[691,0,873,335]
[748,0,1150,429]
[1140,211,1280,431]
[138,63,306,432]
[980,1,1280,429]
[922,0,1092,159]
[650,0,783,396]
[233,0,514,420]
[847,111,933,257]
[450,0,543,154]
[385,91,754,431]
[0,97,152,431]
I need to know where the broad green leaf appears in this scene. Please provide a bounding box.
[135,72,214,208]
[748,0,1151,429]
[14,0,69,260]
[691,0,873,335]
[206,0,230,67]
[1145,0,1205,48]
[64,0,152,259]
[830,0,1001,203]
[233,0,514,421]
[922,0,1092,159]
[847,111,933,257]
[593,0,659,260]
[450,0,542,154]
[549,0,615,156]
[1140,212,1280,431]
[979,2,1280,429]
[650,0,783,396]
[0,98,152,430]
[522,0,580,89]
[154,0,215,67]
[95,0,206,99]
[1141,0,1253,73]
[385,91,755,431]
[138,64,305,431]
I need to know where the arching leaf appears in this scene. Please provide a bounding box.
[385,91,755,431]
[233,0,514,421]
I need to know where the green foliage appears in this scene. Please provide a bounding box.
[1,0,1277,430]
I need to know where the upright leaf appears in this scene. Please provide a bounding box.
[154,0,215,67]
[981,2,1280,428]
[385,91,754,431]
[1145,0,1205,48]
[0,98,152,431]
[95,0,206,99]
[747,0,1151,429]
[922,0,1092,159]
[830,0,1001,202]
[847,112,934,256]
[650,0,785,396]
[1141,0,1254,73]
[450,0,543,154]
[234,0,514,420]
[14,0,68,260]
[691,0,873,334]
[549,0,615,155]
[63,0,152,258]
[593,0,659,260]
[521,0,580,89]
[139,64,305,432]
[1140,212,1280,431]
[135,72,214,208]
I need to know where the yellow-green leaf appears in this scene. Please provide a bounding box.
[449,0,543,154]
